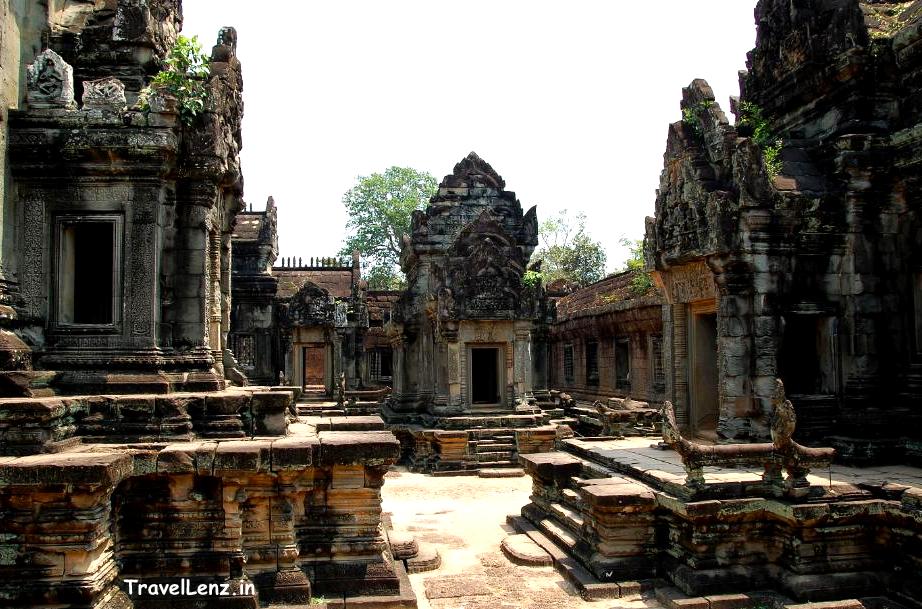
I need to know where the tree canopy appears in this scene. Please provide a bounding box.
[339,166,437,290]
[533,209,607,288]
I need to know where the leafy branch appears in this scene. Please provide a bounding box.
[138,35,211,125]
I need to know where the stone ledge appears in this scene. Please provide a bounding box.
[318,431,400,466]
[0,452,132,485]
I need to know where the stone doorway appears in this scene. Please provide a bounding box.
[689,306,718,438]
[302,344,325,387]
[470,346,501,406]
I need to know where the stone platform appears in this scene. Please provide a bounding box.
[0,389,417,609]
[514,437,922,606]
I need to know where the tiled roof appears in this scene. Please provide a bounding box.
[273,268,354,299]
[555,270,664,321]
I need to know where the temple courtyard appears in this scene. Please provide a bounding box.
[382,467,657,609]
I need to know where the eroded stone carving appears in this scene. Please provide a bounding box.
[26,49,76,110]
[82,76,127,111]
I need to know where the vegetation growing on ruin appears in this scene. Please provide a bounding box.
[681,99,713,138]
[138,35,211,125]
[522,270,542,289]
[339,167,438,290]
[738,101,784,178]
[533,209,607,288]
[620,237,653,294]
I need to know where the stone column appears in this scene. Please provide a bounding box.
[514,321,533,403]
[173,183,217,357]
[209,229,224,376]
[126,191,160,345]
[331,330,343,395]
[672,303,689,428]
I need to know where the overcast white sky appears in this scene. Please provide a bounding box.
[181,1,759,270]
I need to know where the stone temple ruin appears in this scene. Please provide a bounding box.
[0,0,921,608]
[380,153,558,472]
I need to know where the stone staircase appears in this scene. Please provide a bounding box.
[296,384,344,417]
[467,429,518,469]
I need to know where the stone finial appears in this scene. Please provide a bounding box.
[440,151,506,190]
[26,49,76,110]
[212,26,238,62]
[82,76,127,111]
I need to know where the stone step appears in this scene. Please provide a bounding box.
[405,543,441,574]
[561,488,583,508]
[549,501,585,531]
[506,514,623,601]
[473,442,515,453]
[479,468,525,478]
[475,451,516,463]
[501,533,553,566]
[537,515,581,552]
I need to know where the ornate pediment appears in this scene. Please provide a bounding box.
[284,281,335,327]
[447,211,525,318]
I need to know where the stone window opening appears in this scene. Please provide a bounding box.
[370,348,393,381]
[651,335,665,392]
[563,344,575,384]
[615,337,631,390]
[55,215,122,327]
[586,341,599,387]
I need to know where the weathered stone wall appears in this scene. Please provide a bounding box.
[229,200,279,384]
[0,430,402,607]
[548,271,665,403]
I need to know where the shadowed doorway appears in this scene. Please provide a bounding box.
[471,347,500,405]
[689,309,718,438]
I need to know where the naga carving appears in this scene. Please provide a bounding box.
[661,379,835,497]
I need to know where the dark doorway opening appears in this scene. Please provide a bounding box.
[690,312,718,437]
[779,315,837,395]
[471,347,500,405]
[61,221,115,324]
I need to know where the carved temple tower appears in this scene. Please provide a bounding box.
[383,152,556,472]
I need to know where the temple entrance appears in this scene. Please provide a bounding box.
[689,307,718,437]
[470,346,501,406]
[302,344,325,386]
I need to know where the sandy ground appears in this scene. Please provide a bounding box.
[381,467,660,609]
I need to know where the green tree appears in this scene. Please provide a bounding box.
[533,209,607,287]
[339,167,437,290]
[618,237,653,294]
